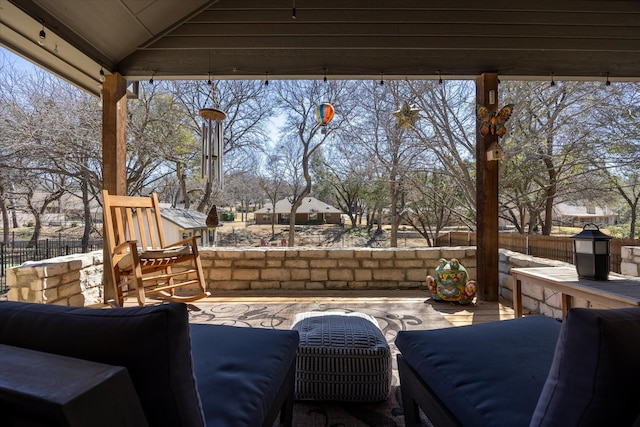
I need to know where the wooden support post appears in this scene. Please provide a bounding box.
[475,73,499,301]
[102,73,128,304]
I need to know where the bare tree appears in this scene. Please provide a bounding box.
[259,153,288,239]
[275,80,354,246]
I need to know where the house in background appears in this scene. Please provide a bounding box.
[554,203,617,228]
[254,197,342,226]
[158,206,218,247]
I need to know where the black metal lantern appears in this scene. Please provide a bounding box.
[570,224,612,280]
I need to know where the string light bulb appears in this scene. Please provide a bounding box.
[264,72,269,86]
[606,72,611,86]
[149,72,154,84]
[438,70,443,85]
[99,66,105,82]
[292,0,296,19]
[550,73,556,87]
[379,72,384,86]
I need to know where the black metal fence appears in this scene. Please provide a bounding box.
[0,238,103,294]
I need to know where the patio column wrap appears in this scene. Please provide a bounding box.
[101,72,128,303]
[475,73,500,301]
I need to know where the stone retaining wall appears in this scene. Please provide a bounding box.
[10,246,631,316]
[200,247,476,292]
[621,246,640,277]
[6,247,476,305]
[5,252,104,306]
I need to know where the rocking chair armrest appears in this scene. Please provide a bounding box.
[112,240,139,255]
[165,236,201,248]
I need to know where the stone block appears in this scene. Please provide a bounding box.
[310,269,328,281]
[406,269,426,282]
[621,246,633,259]
[231,269,259,281]
[353,250,372,259]
[621,261,639,277]
[6,288,19,302]
[338,259,360,268]
[328,269,354,281]
[298,249,328,258]
[544,289,562,308]
[262,269,290,281]
[41,263,69,278]
[58,283,82,298]
[325,281,348,289]
[305,281,326,290]
[354,269,372,281]
[398,281,423,290]
[361,260,380,268]
[331,249,355,258]
[394,249,416,259]
[290,269,311,280]
[539,303,560,319]
[441,248,467,260]
[373,269,405,281]
[416,250,444,261]
[522,281,544,301]
[394,260,424,269]
[61,271,81,285]
[209,268,231,280]
[522,294,540,313]
[371,250,391,259]
[284,260,309,269]
[211,259,232,268]
[241,249,265,259]
[251,280,280,290]
[43,287,58,302]
[68,294,87,307]
[310,259,338,268]
[215,280,250,290]
[281,281,306,290]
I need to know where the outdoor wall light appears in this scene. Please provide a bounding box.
[38,21,46,45]
[571,223,612,280]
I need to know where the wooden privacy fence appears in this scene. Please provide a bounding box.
[435,232,640,274]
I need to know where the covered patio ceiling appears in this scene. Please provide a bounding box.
[1,0,640,96]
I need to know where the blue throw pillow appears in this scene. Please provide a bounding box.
[0,301,204,427]
[530,307,640,427]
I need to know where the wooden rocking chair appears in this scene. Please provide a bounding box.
[102,190,210,307]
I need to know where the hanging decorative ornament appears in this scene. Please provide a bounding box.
[315,102,335,134]
[199,79,227,189]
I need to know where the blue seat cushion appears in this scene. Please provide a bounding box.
[530,307,640,427]
[395,315,561,427]
[0,301,204,427]
[189,323,299,427]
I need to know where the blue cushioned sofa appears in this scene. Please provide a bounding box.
[0,301,299,427]
[395,307,640,427]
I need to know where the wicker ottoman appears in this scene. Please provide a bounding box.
[291,311,392,402]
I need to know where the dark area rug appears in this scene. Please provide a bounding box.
[188,301,449,427]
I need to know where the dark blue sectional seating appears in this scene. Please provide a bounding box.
[395,307,640,427]
[0,301,299,427]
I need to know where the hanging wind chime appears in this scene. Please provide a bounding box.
[199,80,226,229]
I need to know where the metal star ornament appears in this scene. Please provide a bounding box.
[392,102,420,129]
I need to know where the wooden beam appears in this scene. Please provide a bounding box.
[475,73,499,301]
[102,73,127,304]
